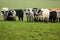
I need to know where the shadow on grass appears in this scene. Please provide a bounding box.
[0,20,60,24]
[0,20,27,23]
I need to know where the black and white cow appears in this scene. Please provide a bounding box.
[1,7,16,21]
[32,8,44,22]
[14,9,24,21]
[32,8,39,22]
[32,8,50,22]
[49,10,57,23]
[7,10,16,21]
[36,9,43,22]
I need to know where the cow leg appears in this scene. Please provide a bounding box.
[29,16,30,22]
[27,16,29,22]
[30,16,31,22]
[59,18,60,22]
[31,16,33,22]
[57,18,60,22]
[56,18,58,22]
[13,17,16,21]
[30,16,32,22]
[53,18,56,23]
[43,17,45,23]
[37,17,39,22]
[36,17,38,22]
[39,18,41,22]
[18,16,20,21]
[26,17,28,22]
[34,18,37,22]
[34,16,37,22]
[34,16,38,22]
[44,17,46,23]
[49,16,52,23]
[50,18,52,23]
[21,16,23,21]
[22,17,23,21]
[34,18,36,22]
[44,17,48,23]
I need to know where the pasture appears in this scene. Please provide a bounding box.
[0,0,60,40]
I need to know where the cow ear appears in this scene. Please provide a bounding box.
[24,9,26,11]
[1,11,4,14]
[32,10,34,12]
[1,11,3,12]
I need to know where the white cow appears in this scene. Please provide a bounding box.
[25,8,34,22]
[56,10,60,22]
[1,7,9,20]
[41,8,50,22]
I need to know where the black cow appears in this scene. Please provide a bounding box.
[14,9,24,21]
[49,11,57,23]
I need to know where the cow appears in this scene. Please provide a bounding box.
[14,9,24,21]
[36,9,43,22]
[32,8,44,22]
[32,8,39,22]
[40,8,50,23]
[49,10,57,23]
[24,8,34,22]
[1,7,9,21]
[7,10,16,21]
[1,8,16,21]
[56,10,60,22]
[49,8,60,22]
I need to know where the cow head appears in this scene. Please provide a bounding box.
[24,9,26,11]
[1,10,9,20]
[37,9,43,15]
[32,8,38,13]
[8,10,13,17]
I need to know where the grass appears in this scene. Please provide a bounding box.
[0,21,60,40]
[0,0,60,40]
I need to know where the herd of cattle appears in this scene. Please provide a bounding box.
[1,7,60,23]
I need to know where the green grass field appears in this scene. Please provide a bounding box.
[0,0,60,40]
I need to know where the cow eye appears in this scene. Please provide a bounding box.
[6,11,8,12]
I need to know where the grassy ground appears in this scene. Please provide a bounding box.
[0,21,60,40]
[0,0,60,40]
